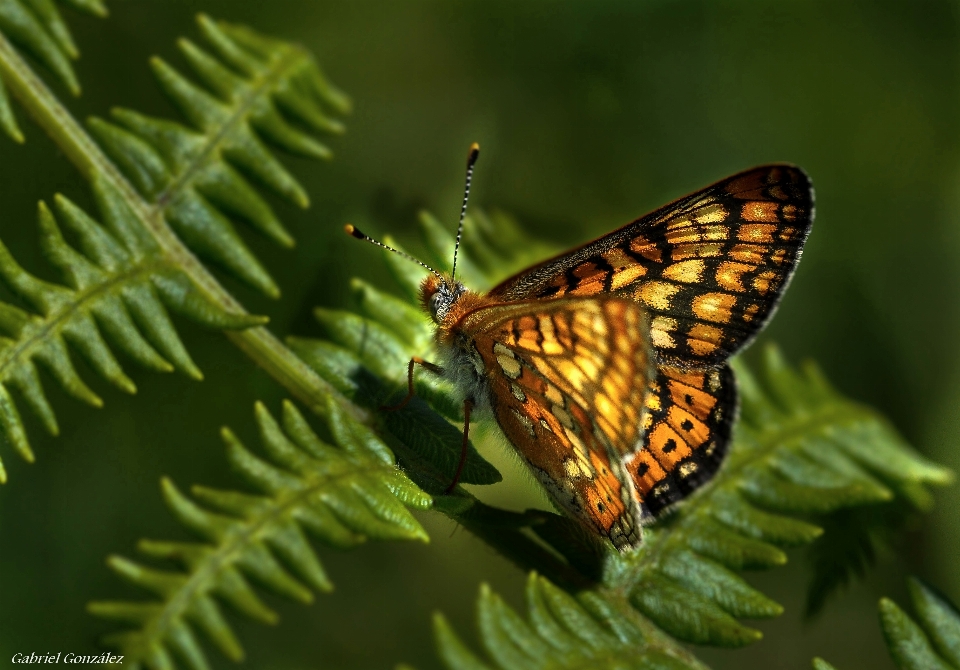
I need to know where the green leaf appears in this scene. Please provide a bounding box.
[0,0,89,100]
[87,13,350,297]
[435,574,705,670]
[0,175,266,481]
[89,399,431,669]
[875,578,960,670]
[0,70,23,141]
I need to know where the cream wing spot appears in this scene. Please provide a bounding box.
[545,384,564,406]
[553,405,574,430]
[493,342,522,378]
[511,408,536,438]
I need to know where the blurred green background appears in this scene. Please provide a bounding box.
[0,1,958,668]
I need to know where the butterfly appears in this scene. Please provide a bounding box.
[347,144,814,550]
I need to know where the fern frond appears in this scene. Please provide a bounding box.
[0,67,23,141]
[1,13,359,475]
[0,0,107,141]
[87,13,350,297]
[879,578,960,670]
[816,577,960,670]
[0,174,264,481]
[434,573,706,670]
[89,398,431,669]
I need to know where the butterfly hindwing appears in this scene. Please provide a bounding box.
[488,165,814,368]
[626,363,737,518]
[463,297,654,549]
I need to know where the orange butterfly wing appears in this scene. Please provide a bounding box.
[460,296,654,549]
[627,364,737,517]
[488,165,814,369]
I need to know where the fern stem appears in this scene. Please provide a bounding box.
[0,29,364,423]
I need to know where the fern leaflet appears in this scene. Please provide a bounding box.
[434,573,705,670]
[88,13,350,296]
[816,577,960,670]
[0,174,263,481]
[89,398,431,669]
[0,0,107,138]
[0,0,110,141]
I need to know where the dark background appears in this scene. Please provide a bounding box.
[0,1,957,668]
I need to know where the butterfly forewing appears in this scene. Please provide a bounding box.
[488,165,814,368]
[463,297,654,549]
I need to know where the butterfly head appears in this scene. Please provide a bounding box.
[345,142,482,327]
[420,274,467,324]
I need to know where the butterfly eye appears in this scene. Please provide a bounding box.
[430,292,444,317]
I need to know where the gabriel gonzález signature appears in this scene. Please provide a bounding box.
[11,652,123,664]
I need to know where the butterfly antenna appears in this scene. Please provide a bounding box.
[344,224,443,279]
[451,142,480,283]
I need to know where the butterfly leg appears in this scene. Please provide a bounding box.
[444,398,474,494]
[380,356,445,411]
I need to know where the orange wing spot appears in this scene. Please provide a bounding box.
[686,323,722,356]
[665,217,694,231]
[583,486,623,532]
[670,242,723,261]
[663,259,705,284]
[752,270,777,295]
[543,277,568,297]
[629,449,668,496]
[648,421,693,469]
[770,248,787,265]
[694,203,727,224]
[769,185,789,200]
[743,303,760,322]
[602,248,649,289]
[603,247,632,269]
[701,225,730,241]
[650,316,678,349]
[726,172,766,196]
[780,226,798,241]
[782,204,798,221]
[730,244,766,264]
[666,406,709,448]
[568,262,607,296]
[692,292,737,324]
[716,261,754,292]
[611,265,648,290]
[637,281,679,310]
[663,367,705,387]
[630,237,662,262]
[537,316,564,355]
[738,222,777,241]
[667,379,717,421]
[553,313,574,349]
[665,228,703,244]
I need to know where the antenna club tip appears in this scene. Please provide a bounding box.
[344,223,365,239]
[468,142,480,164]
